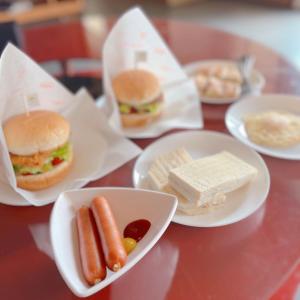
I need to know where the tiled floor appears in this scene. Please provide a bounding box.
[87,0,300,70]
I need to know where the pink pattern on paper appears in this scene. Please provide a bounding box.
[122,41,143,49]
[158,75,165,82]
[160,65,173,72]
[40,81,54,89]
[154,47,166,55]
[17,66,26,80]
[140,31,148,39]
[186,94,196,101]
[51,99,64,106]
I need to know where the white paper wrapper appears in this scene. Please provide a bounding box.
[0,44,141,206]
[102,7,203,138]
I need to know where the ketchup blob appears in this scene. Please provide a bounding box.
[123,219,151,242]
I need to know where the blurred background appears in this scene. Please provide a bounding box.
[89,0,300,69]
[1,0,300,68]
[0,0,300,104]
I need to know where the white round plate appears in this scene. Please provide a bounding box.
[226,94,300,160]
[133,130,270,227]
[184,59,265,104]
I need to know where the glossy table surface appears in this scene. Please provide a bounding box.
[1,17,300,300]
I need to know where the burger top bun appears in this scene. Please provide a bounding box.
[3,110,70,156]
[112,69,161,105]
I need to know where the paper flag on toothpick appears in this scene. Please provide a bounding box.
[134,50,148,68]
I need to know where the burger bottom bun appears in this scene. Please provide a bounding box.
[120,104,163,128]
[16,152,73,191]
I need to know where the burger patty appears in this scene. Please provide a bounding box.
[11,143,71,175]
[118,94,163,115]
[10,150,52,168]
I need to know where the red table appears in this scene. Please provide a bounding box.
[1,18,300,300]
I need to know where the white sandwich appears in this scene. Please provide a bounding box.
[148,148,226,215]
[163,184,226,215]
[168,151,258,207]
[148,147,193,191]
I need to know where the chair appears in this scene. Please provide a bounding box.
[22,19,91,62]
[0,21,22,55]
[0,0,85,25]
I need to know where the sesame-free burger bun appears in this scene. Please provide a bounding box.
[16,150,73,191]
[121,103,163,127]
[112,69,161,105]
[3,110,70,156]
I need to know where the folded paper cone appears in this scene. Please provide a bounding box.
[102,7,203,138]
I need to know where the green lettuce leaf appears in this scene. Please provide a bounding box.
[51,143,71,161]
[137,102,160,113]
[12,143,70,175]
[119,103,131,114]
[42,162,53,172]
[14,165,42,175]
[119,101,161,114]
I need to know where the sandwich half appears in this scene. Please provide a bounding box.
[169,151,257,207]
[148,148,229,215]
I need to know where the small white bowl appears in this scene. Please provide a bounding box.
[184,59,265,104]
[50,187,177,297]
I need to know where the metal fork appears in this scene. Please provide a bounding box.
[237,55,256,95]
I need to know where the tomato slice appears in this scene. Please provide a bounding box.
[23,172,33,176]
[52,157,63,166]
[130,107,138,113]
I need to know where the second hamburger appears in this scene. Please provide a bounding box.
[112,69,164,128]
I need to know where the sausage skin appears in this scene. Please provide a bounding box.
[91,196,127,272]
[76,206,107,285]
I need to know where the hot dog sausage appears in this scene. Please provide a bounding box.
[91,196,127,272]
[76,206,107,285]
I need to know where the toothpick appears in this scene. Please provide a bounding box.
[23,94,30,116]
[134,50,148,69]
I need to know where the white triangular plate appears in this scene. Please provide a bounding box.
[50,187,177,297]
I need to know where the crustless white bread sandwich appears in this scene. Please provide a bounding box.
[3,110,73,190]
[148,149,258,215]
[112,69,164,128]
[168,151,257,207]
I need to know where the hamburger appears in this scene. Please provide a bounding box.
[3,110,73,191]
[112,69,164,127]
